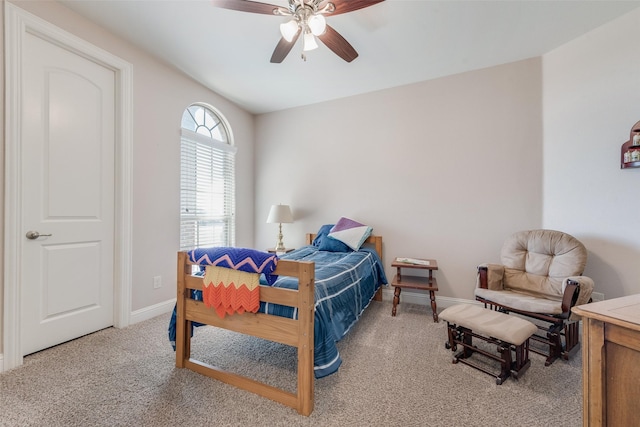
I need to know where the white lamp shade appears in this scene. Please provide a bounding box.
[308,14,326,36]
[302,32,318,51]
[280,20,298,42]
[266,204,293,224]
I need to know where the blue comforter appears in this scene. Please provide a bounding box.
[168,245,387,378]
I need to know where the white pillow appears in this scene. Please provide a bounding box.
[328,217,373,251]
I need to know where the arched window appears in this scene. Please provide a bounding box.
[180,104,236,250]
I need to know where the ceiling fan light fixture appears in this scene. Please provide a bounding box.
[307,14,326,36]
[302,32,318,51]
[210,0,383,63]
[280,19,299,42]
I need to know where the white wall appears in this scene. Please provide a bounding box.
[0,1,4,360]
[542,7,640,299]
[0,0,256,351]
[255,7,640,304]
[3,1,636,362]
[255,58,544,301]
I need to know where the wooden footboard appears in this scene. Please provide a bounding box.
[175,251,315,415]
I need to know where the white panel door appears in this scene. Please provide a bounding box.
[20,29,115,355]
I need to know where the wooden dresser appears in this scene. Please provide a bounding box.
[572,294,640,426]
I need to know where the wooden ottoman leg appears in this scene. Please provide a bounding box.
[453,327,473,360]
[445,323,457,351]
[497,342,512,385]
[511,339,532,379]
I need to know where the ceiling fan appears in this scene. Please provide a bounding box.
[211,0,385,63]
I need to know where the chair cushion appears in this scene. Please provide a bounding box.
[500,230,587,298]
[475,287,564,314]
[440,304,538,346]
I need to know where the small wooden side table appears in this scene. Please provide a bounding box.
[267,248,294,254]
[391,257,439,322]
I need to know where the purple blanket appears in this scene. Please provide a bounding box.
[188,247,279,285]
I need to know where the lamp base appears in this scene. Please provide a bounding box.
[275,223,286,251]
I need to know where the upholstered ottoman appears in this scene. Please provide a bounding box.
[440,304,538,384]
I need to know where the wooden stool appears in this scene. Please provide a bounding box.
[440,304,538,384]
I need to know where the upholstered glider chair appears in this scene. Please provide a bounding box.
[475,229,594,366]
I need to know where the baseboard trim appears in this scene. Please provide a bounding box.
[0,292,478,372]
[381,287,480,310]
[131,290,476,325]
[134,290,474,325]
[0,300,176,373]
[129,289,478,326]
[130,298,176,324]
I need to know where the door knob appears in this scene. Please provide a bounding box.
[25,231,52,240]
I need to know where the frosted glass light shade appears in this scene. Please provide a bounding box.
[280,20,298,42]
[303,32,318,51]
[308,14,326,36]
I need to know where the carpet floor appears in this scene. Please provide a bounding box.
[0,300,582,426]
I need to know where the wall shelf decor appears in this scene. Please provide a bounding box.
[621,119,640,169]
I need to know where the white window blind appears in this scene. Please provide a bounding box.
[180,108,236,251]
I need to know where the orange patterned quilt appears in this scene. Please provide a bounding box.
[202,266,260,318]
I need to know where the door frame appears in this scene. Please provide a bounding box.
[3,3,133,371]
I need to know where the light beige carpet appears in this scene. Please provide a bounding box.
[0,300,582,427]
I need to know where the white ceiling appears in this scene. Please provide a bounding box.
[59,0,640,114]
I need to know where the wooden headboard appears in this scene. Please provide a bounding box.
[305,233,383,260]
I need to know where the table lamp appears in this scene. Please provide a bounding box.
[266,204,293,252]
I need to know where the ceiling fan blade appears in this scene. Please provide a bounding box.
[317,25,358,62]
[270,31,301,63]
[211,0,283,15]
[318,0,384,16]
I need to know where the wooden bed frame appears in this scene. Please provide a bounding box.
[174,234,383,416]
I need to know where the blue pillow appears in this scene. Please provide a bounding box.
[312,224,353,252]
[311,224,332,246]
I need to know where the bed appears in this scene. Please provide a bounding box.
[171,232,386,416]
